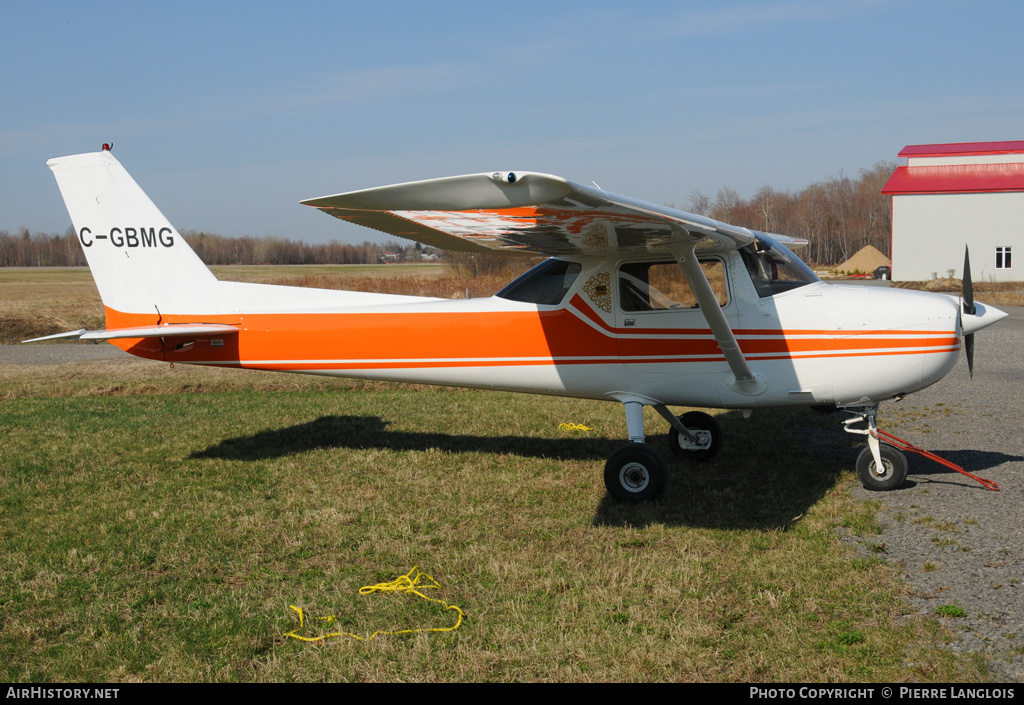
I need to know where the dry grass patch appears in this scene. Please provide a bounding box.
[0,264,537,344]
[0,268,104,342]
[893,279,1024,307]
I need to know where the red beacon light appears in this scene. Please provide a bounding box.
[101,143,113,151]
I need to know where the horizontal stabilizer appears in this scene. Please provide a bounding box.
[23,323,239,344]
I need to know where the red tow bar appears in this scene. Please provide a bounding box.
[874,429,1000,491]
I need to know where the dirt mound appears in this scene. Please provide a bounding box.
[921,277,961,292]
[835,245,890,274]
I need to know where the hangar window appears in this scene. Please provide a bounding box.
[996,246,1012,270]
[618,259,728,312]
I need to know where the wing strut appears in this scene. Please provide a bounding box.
[669,241,767,396]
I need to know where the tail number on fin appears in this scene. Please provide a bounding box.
[79,227,174,248]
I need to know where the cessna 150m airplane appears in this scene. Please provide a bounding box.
[33,147,1008,502]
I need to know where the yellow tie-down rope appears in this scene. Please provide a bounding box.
[559,422,594,432]
[285,567,464,643]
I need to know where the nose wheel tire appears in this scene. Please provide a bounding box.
[668,411,721,462]
[604,444,668,503]
[856,443,909,491]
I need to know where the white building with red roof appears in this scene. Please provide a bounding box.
[882,140,1022,282]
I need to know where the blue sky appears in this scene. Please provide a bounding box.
[3,1,1022,244]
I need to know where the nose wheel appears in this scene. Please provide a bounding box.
[855,443,908,491]
[843,407,910,491]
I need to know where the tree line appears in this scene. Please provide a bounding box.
[0,228,429,267]
[1,161,897,268]
[688,161,897,265]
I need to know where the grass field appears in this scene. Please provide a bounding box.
[0,266,995,682]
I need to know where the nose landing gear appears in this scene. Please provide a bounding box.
[842,406,999,492]
[843,407,908,491]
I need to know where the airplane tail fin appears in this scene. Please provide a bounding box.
[47,150,220,318]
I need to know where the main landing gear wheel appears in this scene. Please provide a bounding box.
[856,443,909,491]
[604,444,668,503]
[668,411,721,462]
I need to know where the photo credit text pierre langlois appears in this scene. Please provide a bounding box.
[750,687,1016,700]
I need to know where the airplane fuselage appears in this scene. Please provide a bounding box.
[106,251,964,411]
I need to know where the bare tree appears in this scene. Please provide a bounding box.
[687,189,712,216]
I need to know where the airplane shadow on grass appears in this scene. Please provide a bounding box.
[190,409,859,530]
[192,414,620,463]
[189,410,1015,530]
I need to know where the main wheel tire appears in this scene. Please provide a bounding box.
[856,443,909,491]
[668,411,721,462]
[604,444,668,503]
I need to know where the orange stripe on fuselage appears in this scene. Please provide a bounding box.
[104,298,958,372]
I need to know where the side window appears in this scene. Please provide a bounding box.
[496,259,582,305]
[618,260,728,312]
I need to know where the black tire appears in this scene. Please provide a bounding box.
[604,444,668,503]
[668,411,721,462]
[856,443,909,491]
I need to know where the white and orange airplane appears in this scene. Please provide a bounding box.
[31,147,1008,501]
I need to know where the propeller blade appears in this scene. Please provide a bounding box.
[962,246,976,316]
[965,333,975,378]
[962,246,976,378]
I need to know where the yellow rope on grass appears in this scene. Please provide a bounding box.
[284,567,464,643]
[559,422,594,432]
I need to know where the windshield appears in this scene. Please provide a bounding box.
[740,239,819,298]
[496,258,582,305]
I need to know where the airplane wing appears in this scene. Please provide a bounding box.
[302,172,782,256]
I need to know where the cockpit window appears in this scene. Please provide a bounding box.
[619,259,728,312]
[496,259,582,305]
[740,239,819,298]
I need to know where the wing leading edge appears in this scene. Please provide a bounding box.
[302,172,797,257]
